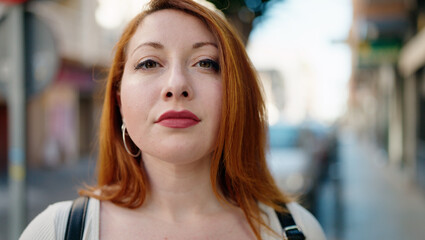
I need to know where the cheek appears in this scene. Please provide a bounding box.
[207,83,223,127]
[207,85,223,151]
[120,80,155,123]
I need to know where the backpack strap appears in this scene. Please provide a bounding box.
[65,196,89,240]
[275,206,306,240]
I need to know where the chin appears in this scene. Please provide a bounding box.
[143,146,213,165]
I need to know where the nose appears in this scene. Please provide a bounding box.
[161,64,193,101]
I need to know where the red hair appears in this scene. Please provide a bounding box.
[82,0,290,238]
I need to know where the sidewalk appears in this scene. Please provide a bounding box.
[317,129,425,240]
[0,156,96,240]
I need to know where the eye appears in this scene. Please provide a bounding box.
[196,59,220,72]
[134,59,160,70]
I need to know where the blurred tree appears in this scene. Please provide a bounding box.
[207,0,282,44]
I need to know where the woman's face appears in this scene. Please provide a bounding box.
[119,9,222,165]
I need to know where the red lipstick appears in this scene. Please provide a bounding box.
[155,110,200,128]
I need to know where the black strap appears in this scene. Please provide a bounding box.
[65,196,89,240]
[275,207,306,240]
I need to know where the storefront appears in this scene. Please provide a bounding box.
[398,27,425,189]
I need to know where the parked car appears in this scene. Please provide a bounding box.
[266,123,321,213]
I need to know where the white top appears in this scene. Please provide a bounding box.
[20,198,326,240]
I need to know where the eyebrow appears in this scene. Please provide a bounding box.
[131,41,218,56]
[131,42,164,56]
[193,42,218,49]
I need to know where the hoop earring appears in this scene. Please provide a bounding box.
[121,123,141,157]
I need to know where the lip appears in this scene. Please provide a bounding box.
[155,110,200,128]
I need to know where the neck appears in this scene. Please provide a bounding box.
[140,153,223,222]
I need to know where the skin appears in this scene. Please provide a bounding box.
[100,9,255,240]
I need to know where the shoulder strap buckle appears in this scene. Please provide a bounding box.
[283,225,306,240]
[275,203,306,240]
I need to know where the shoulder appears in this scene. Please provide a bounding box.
[259,202,326,240]
[286,202,327,240]
[19,201,73,240]
[20,197,100,240]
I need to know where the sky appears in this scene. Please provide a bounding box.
[247,0,353,125]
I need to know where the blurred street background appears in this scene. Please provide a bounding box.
[1,0,425,239]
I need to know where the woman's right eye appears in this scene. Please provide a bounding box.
[134,59,159,70]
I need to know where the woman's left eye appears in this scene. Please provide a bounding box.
[196,59,220,72]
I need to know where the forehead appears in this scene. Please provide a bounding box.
[128,9,217,51]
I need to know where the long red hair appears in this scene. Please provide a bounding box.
[82,0,290,238]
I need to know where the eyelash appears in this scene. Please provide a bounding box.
[196,59,220,72]
[134,59,159,70]
[133,59,220,72]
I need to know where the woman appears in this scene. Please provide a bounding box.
[20,0,326,239]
